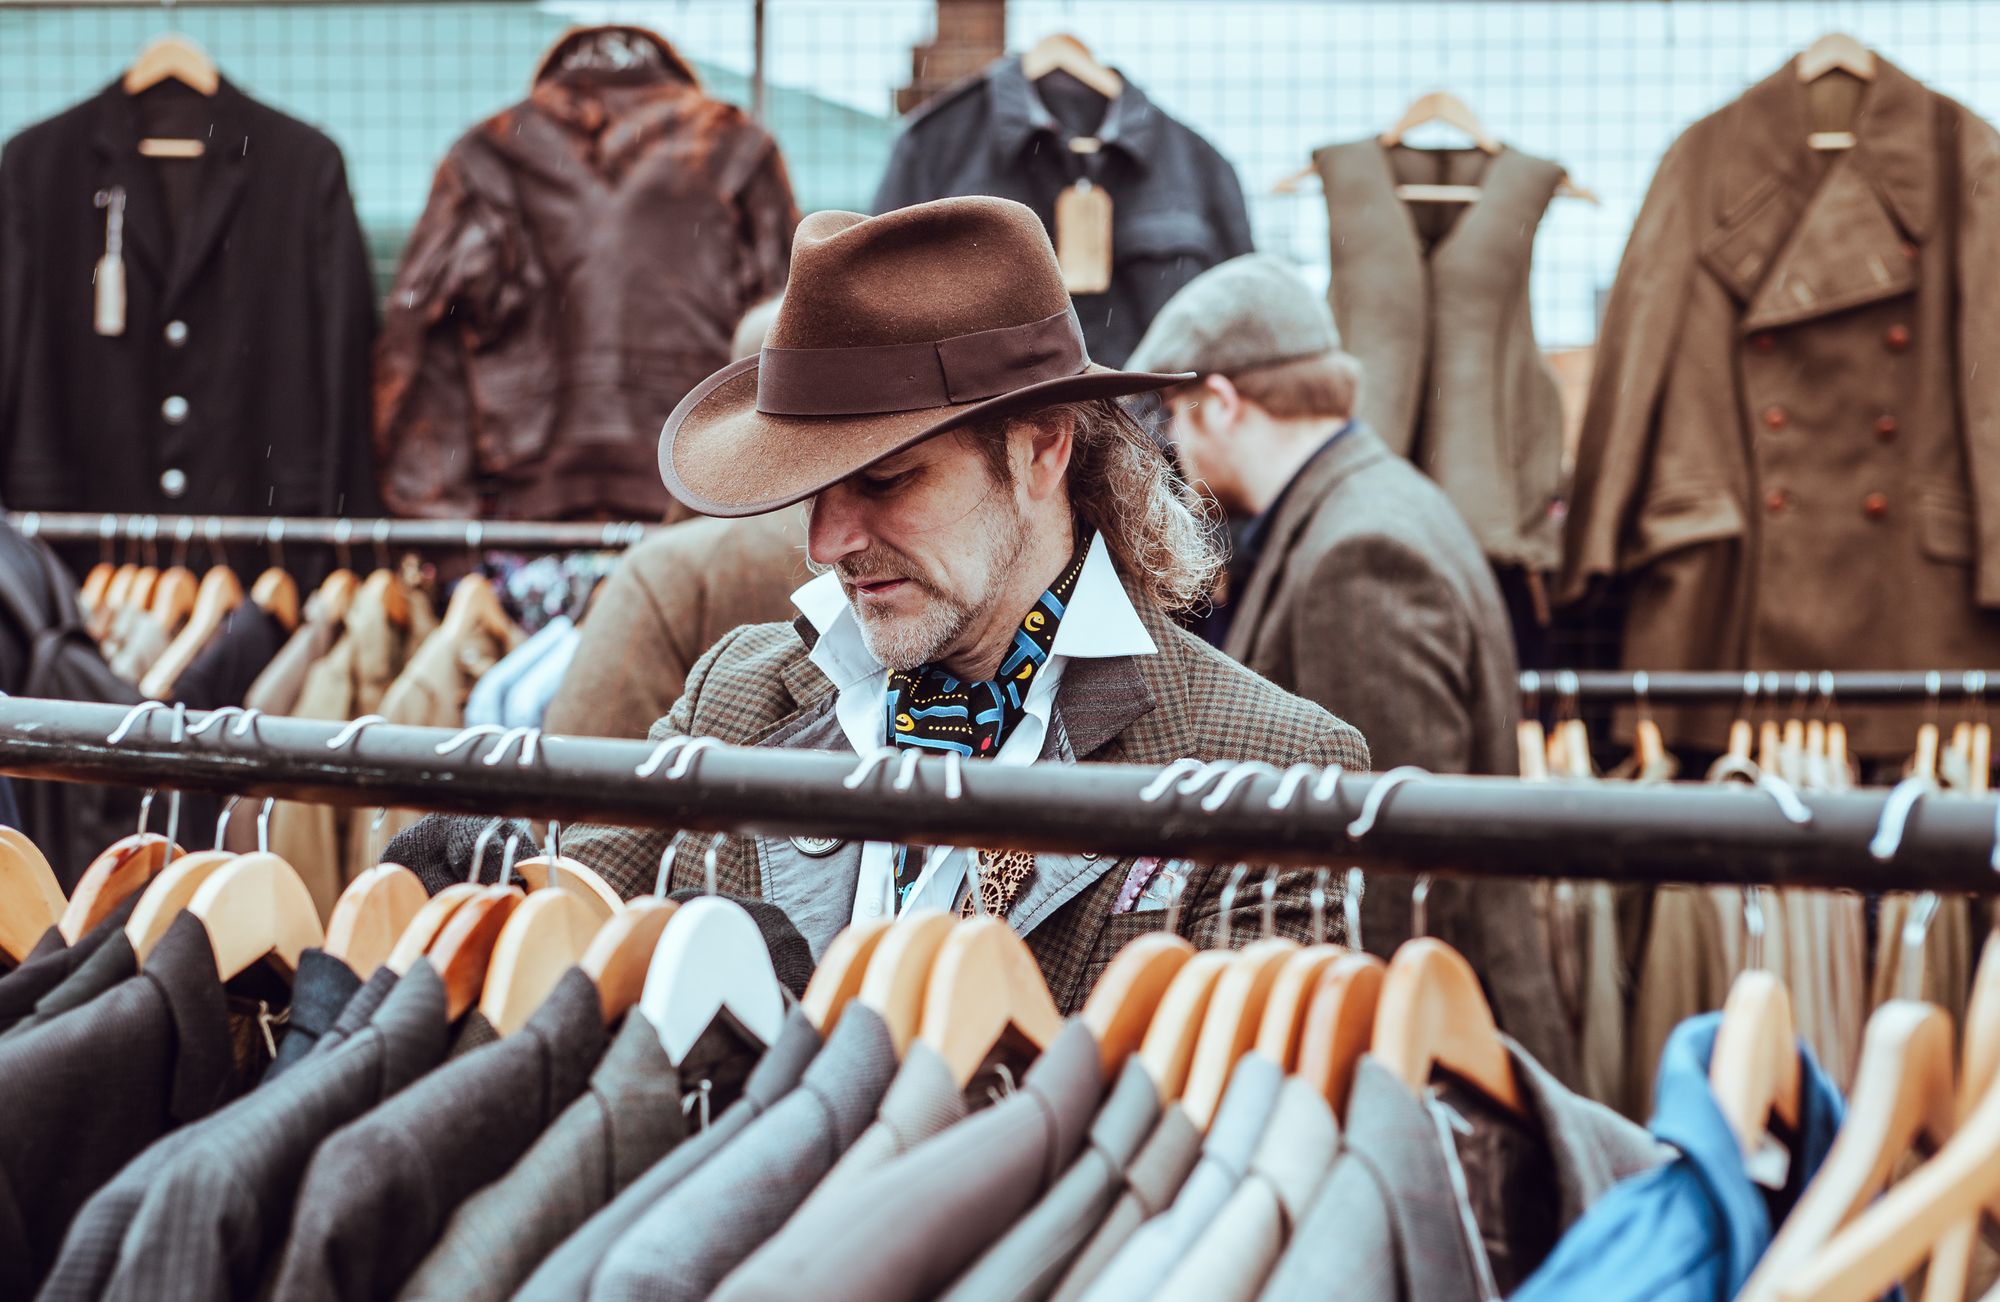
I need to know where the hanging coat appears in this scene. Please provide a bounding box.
[0,78,379,521]
[1559,58,2000,756]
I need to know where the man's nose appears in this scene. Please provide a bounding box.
[806,485,869,568]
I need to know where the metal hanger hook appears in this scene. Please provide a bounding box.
[189,705,262,739]
[106,699,169,745]
[892,748,924,793]
[1309,867,1330,945]
[433,723,507,759]
[942,749,964,801]
[546,820,563,862]
[256,797,275,853]
[367,808,390,868]
[1138,758,1207,802]
[1215,863,1249,950]
[135,789,157,838]
[842,746,902,790]
[1870,774,1936,862]
[326,714,387,751]
[1346,766,1432,840]
[1267,763,1322,811]
[213,794,241,849]
[1343,867,1365,949]
[1161,867,1188,936]
[1743,886,1769,973]
[479,726,541,768]
[664,736,718,780]
[265,518,285,573]
[703,844,720,897]
[1259,864,1279,940]
[1411,874,1433,939]
[1202,762,1280,813]
[467,818,507,885]
[498,832,523,889]
[654,832,687,897]
[634,734,693,778]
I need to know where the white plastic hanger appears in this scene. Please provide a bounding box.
[637,844,784,1064]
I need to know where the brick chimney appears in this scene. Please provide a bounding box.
[895,0,1007,115]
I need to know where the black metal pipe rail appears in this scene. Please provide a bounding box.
[7,512,661,553]
[1,698,1998,893]
[1524,668,2000,705]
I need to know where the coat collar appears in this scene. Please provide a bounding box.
[1223,424,1394,661]
[1700,57,1938,330]
[89,77,255,312]
[984,56,1162,173]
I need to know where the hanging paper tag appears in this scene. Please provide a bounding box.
[92,186,127,338]
[1055,179,1113,295]
[1745,1130,1793,1190]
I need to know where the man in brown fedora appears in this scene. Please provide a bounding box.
[557,196,1368,1011]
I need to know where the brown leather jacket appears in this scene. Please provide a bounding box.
[374,27,799,521]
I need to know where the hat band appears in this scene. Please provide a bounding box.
[755,306,1088,417]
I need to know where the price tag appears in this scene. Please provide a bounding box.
[1055,179,1113,295]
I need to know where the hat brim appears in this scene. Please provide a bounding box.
[658,356,1194,518]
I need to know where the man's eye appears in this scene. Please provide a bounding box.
[861,471,909,492]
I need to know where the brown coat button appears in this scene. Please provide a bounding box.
[1885,324,1912,351]
[1762,406,1788,430]
[1876,414,1899,440]
[1766,489,1790,514]
[1750,332,1776,354]
[1863,492,1889,519]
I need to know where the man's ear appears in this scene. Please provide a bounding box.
[1198,374,1245,437]
[1015,409,1076,503]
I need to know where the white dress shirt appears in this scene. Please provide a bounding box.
[791,533,1156,922]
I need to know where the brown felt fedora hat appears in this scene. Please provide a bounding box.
[658,196,1193,517]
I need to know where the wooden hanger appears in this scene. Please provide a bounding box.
[1298,951,1387,1117]
[440,573,515,646]
[140,564,243,701]
[800,918,892,1036]
[127,566,161,613]
[1083,931,1195,1079]
[102,563,140,617]
[1135,949,1234,1102]
[80,562,116,614]
[124,33,220,95]
[919,916,1064,1089]
[187,851,324,981]
[149,565,197,635]
[426,885,525,1020]
[640,893,788,1064]
[1517,719,1550,780]
[1253,944,1346,1070]
[581,897,680,1024]
[857,909,957,1052]
[251,567,300,635]
[1371,937,1524,1113]
[1797,32,1877,83]
[510,853,621,923]
[359,568,410,630]
[0,827,66,963]
[477,888,601,1036]
[1181,937,1299,1130]
[1020,33,1122,101]
[1710,968,1804,1152]
[386,882,483,975]
[313,569,360,626]
[59,833,177,943]
[125,848,234,963]
[1739,1000,1957,1302]
[323,863,427,981]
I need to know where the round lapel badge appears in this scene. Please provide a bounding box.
[789,834,844,858]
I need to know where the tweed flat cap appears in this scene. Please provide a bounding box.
[1125,254,1342,379]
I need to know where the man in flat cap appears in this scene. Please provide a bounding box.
[1128,254,1574,1083]
[558,198,1368,1012]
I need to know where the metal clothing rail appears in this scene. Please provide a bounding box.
[7,512,663,554]
[2,697,2000,894]
[1524,669,2000,705]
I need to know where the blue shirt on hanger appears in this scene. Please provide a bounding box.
[1513,1011,1872,1302]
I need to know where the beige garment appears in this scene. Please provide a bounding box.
[372,615,521,864]
[267,585,437,915]
[245,591,344,717]
[1873,892,1974,1038]
[1626,886,1733,1120]
[1781,889,1867,1092]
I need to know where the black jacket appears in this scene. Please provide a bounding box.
[0,78,378,520]
[874,57,1254,367]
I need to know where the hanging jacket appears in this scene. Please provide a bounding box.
[873,57,1254,367]
[1311,140,1568,572]
[1559,57,2000,757]
[374,25,799,521]
[0,78,378,522]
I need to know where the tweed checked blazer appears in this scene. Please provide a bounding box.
[564,580,1369,1014]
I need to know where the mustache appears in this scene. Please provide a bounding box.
[835,549,934,588]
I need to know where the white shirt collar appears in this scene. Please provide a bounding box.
[791,531,1156,693]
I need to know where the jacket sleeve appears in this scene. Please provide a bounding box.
[1556,132,1702,605]
[1209,147,1256,260]
[1954,116,2000,607]
[1292,535,1474,773]
[543,547,697,740]
[312,147,381,517]
[372,147,535,518]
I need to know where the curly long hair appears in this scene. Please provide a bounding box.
[973,398,1223,614]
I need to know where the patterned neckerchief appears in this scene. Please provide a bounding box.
[882,536,1089,909]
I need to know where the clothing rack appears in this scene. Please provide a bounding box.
[1524,668,2000,705]
[6,512,663,554]
[2,696,1998,894]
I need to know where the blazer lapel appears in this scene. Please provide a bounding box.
[1223,427,1392,663]
[87,85,169,285]
[162,81,253,313]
